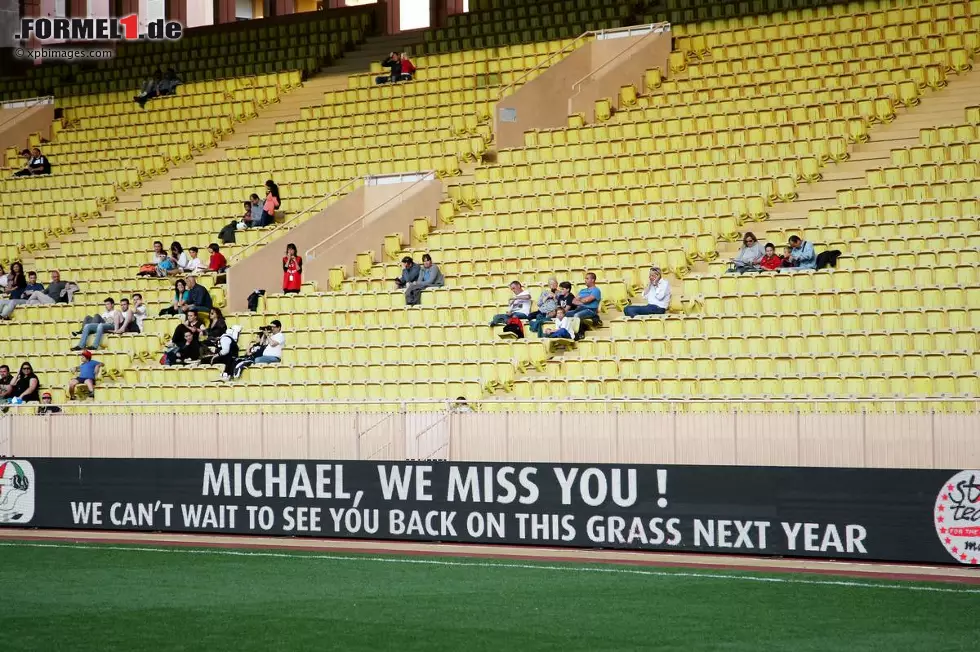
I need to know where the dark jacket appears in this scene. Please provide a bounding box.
[186,284,212,312]
[382,56,402,77]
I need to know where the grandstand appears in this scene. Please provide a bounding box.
[0,0,978,425]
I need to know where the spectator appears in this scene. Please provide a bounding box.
[131,294,147,333]
[224,320,284,380]
[625,267,670,318]
[566,272,602,325]
[134,69,162,107]
[207,243,228,273]
[1,361,40,404]
[160,279,189,316]
[394,256,420,289]
[759,243,784,271]
[13,147,51,177]
[0,271,41,319]
[376,52,402,84]
[157,68,181,96]
[204,307,227,354]
[555,281,575,311]
[404,253,444,305]
[787,235,817,270]
[729,232,765,273]
[263,183,280,224]
[3,262,25,297]
[25,270,74,306]
[71,297,122,351]
[207,324,241,370]
[0,365,12,396]
[451,397,474,413]
[283,243,303,294]
[0,264,6,288]
[170,241,189,272]
[184,276,212,316]
[527,277,559,336]
[171,310,205,346]
[36,392,62,415]
[489,281,532,326]
[182,247,204,273]
[543,307,575,339]
[398,52,416,81]
[137,241,166,277]
[246,194,265,227]
[11,149,31,177]
[68,350,102,400]
[165,330,201,365]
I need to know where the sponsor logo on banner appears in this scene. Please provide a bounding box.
[935,469,980,564]
[0,460,35,525]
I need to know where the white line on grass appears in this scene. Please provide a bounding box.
[3,540,979,595]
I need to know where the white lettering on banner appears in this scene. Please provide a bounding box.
[586,516,683,546]
[388,509,458,536]
[282,506,321,532]
[465,512,506,538]
[781,522,868,553]
[693,520,771,549]
[70,501,104,525]
[377,465,433,501]
[514,513,576,541]
[552,468,638,507]
[202,463,350,499]
[446,466,539,504]
[328,508,380,535]
[109,502,158,527]
[180,504,238,529]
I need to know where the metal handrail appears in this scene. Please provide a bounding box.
[570,22,670,92]
[496,30,593,99]
[231,177,362,264]
[1,95,55,110]
[305,172,435,261]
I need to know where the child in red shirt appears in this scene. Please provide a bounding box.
[208,243,228,272]
[758,243,784,271]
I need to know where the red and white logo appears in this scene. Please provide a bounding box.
[935,470,980,564]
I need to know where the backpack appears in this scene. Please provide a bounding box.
[502,316,524,339]
[246,289,265,312]
[218,221,237,244]
[816,250,842,270]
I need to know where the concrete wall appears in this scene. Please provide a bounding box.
[0,103,54,166]
[568,29,671,121]
[304,178,442,289]
[494,29,671,149]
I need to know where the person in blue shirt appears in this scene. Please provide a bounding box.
[68,350,102,400]
[787,235,816,270]
[566,272,602,337]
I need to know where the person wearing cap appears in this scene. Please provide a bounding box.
[37,392,62,415]
[67,350,102,400]
[228,320,284,380]
[394,256,420,289]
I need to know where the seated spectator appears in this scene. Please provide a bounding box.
[398,52,416,81]
[184,275,212,316]
[169,241,189,273]
[157,68,181,96]
[262,184,280,224]
[376,52,402,84]
[527,277,559,337]
[0,365,12,396]
[787,235,817,270]
[25,271,75,306]
[729,232,764,273]
[489,281,532,326]
[68,350,102,400]
[394,256,420,289]
[165,330,201,365]
[13,147,51,177]
[0,361,40,404]
[11,149,31,177]
[134,69,162,107]
[282,243,303,294]
[204,307,227,354]
[404,253,444,305]
[223,320,284,380]
[207,243,228,273]
[71,297,122,351]
[3,262,25,297]
[118,296,146,333]
[759,243,784,271]
[0,271,42,319]
[624,267,670,318]
[543,307,574,339]
[245,194,265,227]
[37,392,62,415]
[566,272,602,327]
[137,241,167,277]
[184,246,205,274]
[171,310,205,347]
[0,264,6,288]
[160,279,189,316]
[206,324,241,369]
[451,397,474,413]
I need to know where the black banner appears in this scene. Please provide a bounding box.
[1,458,978,565]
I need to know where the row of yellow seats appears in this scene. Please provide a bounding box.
[866,162,980,188]
[259,118,455,148]
[582,329,979,358]
[809,199,979,226]
[697,287,977,316]
[762,223,980,249]
[606,310,980,340]
[894,142,980,167]
[66,84,281,121]
[836,181,980,205]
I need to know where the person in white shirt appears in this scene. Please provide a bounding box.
[230,320,284,379]
[625,267,670,318]
[488,280,532,326]
[543,307,574,339]
[72,297,123,350]
[184,247,205,273]
[122,293,148,333]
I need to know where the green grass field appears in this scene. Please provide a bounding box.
[2,540,977,651]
